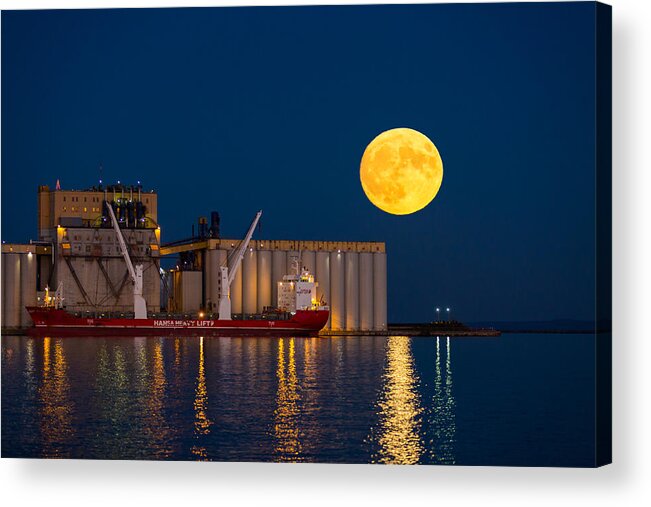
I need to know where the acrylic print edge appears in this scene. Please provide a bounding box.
[595,0,612,468]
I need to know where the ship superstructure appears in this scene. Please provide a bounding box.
[278,268,325,313]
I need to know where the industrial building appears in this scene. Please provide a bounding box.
[1,183,387,333]
[162,236,387,331]
[2,183,161,331]
[37,183,158,235]
[1,244,43,331]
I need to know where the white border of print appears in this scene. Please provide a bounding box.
[1,1,649,506]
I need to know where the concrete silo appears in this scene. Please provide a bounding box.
[359,252,374,330]
[373,252,388,330]
[315,251,331,329]
[20,252,37,327]
[242,249,257,315]
[330,250,345,330]
[271,250,287,307]
[345,251,359,331]
[3,253,21,329]
[257,248,272,312]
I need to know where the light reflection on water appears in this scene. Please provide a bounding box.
[366,335,457,464]
[425,336,456,464]
[1,333,595,465]
[191,336,212,460]
[4,334,454,463]
[273,338,302,462]
[39,337,74,458]
[371,336,424,464]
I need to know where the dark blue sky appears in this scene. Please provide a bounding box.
[2,3,598,323]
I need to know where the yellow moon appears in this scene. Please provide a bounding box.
[360,128,443,215]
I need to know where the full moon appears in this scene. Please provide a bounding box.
[360,128,443,215]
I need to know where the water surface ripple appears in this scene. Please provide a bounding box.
[1,334,595,466]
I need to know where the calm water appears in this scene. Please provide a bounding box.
[1,334,596,466]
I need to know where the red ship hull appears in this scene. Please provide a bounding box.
[26,307,330,337]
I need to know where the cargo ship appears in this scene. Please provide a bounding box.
[26,306,330,336]
[26,209,330,336]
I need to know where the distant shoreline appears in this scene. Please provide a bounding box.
[387,323,500,337]
[500,329,610,335]
[386,322,611,337]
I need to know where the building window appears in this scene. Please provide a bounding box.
[63,197,66,202]
[83,207,87,212]
[63,206,67,212]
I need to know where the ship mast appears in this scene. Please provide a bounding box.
[105,200,148,319]
[218,210,262,320]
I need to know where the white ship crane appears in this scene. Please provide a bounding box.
[105,201,148,319]
[218,210,262,320]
